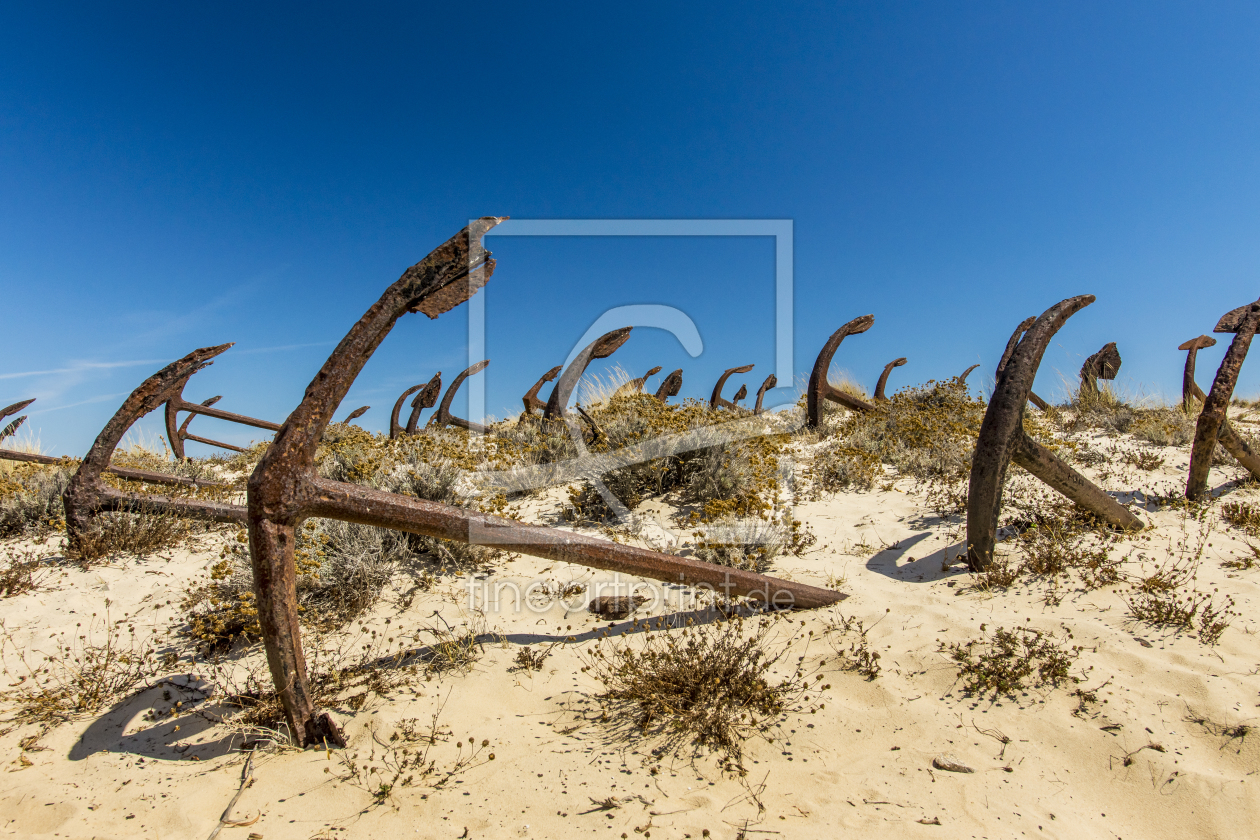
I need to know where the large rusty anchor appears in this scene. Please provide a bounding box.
[654,369,682,403]
[61,347,250,552]
[521,365,562,417]
[753,374,778,415]
[543,328,632,421]
[966,297,1143,571]
[710,364,754,411]
[806,315,877,427]
[245,219,842,747]
[996,317,1050,410]
[0,397,227,490]
[1079,342,1121,395]
[428,361,490,434]
[1186,300,1260,501]
[163,362,281,459]
[873,358,907,402]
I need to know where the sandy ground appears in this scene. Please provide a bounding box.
[3,425,1260,840]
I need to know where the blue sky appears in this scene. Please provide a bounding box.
[2,2,1259,455]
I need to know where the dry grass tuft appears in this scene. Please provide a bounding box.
[583,613,824,762]
[67,505,197,566]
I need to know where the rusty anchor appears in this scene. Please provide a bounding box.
[0,398,34,443]
[873,358,907,402]
[340,406,370,424]
[389,374,441,439]
[753,374,778,415]
[996,317,1051,410]
[244,219,842,747]
[1079,342,1121,395]
[405,374,443,435]
[620,366,662,396]
[543,328,633,421]
[957,364,980,387]
[710,364,754,411]
[1186,300,1260,501]
[654,368,683,403]
[1179,335,1217,407]
[521,365,563,417]
[966,297,1142,571]
[163,362,282,459]
[62,347,250,555]
[806,316,878,427]
[427,361,490,434]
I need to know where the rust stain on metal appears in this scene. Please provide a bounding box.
[967,297,1141,571]
[806,315,877,427]
[996,317,1050,410]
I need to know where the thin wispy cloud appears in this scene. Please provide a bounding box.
[28,392,130,414]
[232,341,334,356]
[0,360,168,381]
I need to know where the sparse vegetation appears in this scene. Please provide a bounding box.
[0,612,170,727]
[583,613,825,762]
[825,609,884,680]
[66,504,198,565]
[0,549,48,597]
[940,624,1084,697]
[335,707,494,805]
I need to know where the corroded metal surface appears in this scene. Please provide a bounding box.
[654,369,683,403]
[246,220,843,747]
[543,328,632,420]
[1079,342,1121,394]
[805,315,877,427]
[162,356,281,459]
[63,346,249,553]
[521,365,562,416]
[427,361,490,434]
[996,317,1049,410]
[957,364,980,387]
[0,398,33,443]
[1187,300,1260,500]
[1179,335,1217,406]
[341,406,370,424]
[967,298,1141,571]
[710,364,754,411]
[753,374,778,414]
[874,357,907,402]
[405,373,443,435]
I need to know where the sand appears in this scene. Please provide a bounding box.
[3,423,1260,839]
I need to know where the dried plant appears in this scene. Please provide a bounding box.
[825,609,885,680]
[0,549,49,597]
[0,611,169,727]
[583,613,826,762]
[940,624,1084,697]
[334,703,494,805]
[67,504,197,566]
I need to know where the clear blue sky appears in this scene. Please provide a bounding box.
[3,2,1259,455]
